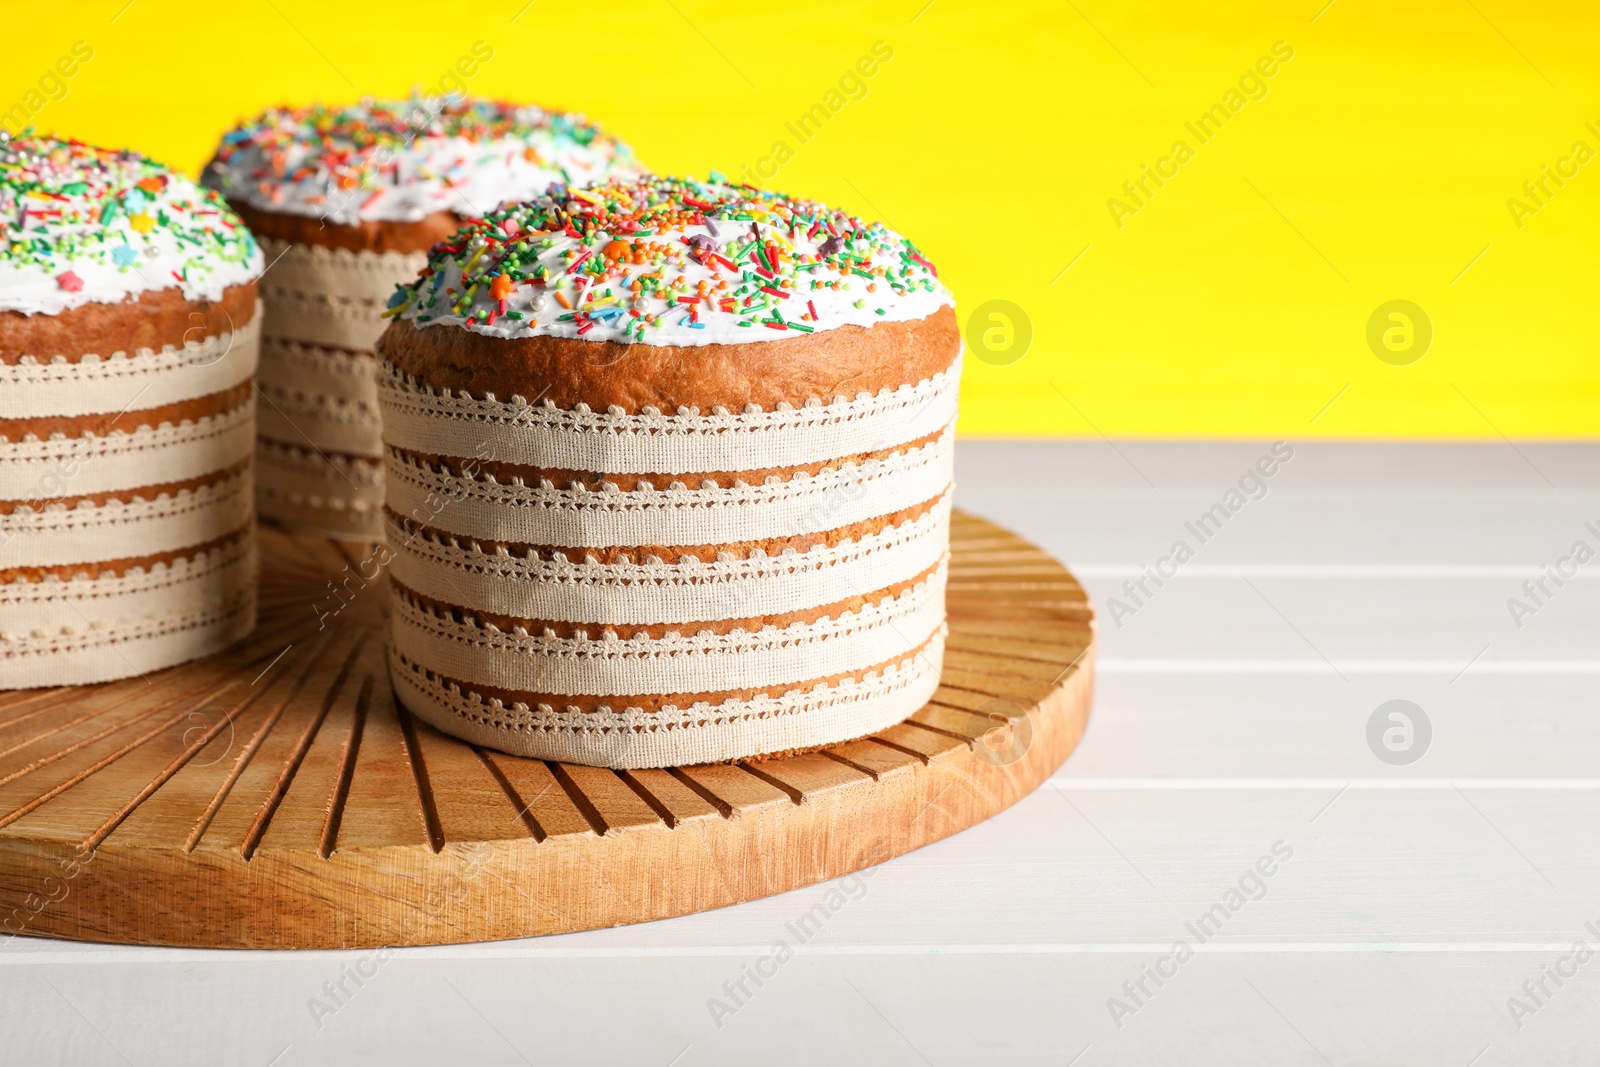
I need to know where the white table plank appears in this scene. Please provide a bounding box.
[1065,674,1600,778]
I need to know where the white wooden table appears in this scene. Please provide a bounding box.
[3,441,1597,1066]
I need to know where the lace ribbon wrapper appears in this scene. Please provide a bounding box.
[254,239,425,539]
[1,306,263,687]
[376,349,961,767]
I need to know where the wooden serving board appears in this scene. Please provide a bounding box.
[0,511,1094,949]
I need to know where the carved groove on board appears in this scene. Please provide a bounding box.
[609,771,667,828]
[869,734,934,765]
[181,645,323,853]
[186,631,327,853]
[239,633,369,860]
[476,749,547,842]
[0,688,118,747]
[0,687,142,766]
[85,683,248,851]
[738,762,805,804]
[666,767,734,817]
[0,682,192,797]
[819,749,881,782]
[319,674,371,859]
[901,716,977,744]
[0,676,232,832]
[0,689,65,717]
[546,762,611,836]
[396,709,445,853]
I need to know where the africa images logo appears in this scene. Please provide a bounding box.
[1103,442,1295,628]
[1106,41,1296,229]
[1106,841,1295,1028]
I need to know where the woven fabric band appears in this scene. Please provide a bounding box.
[257,385,383,456]
[384,423,954,549]
[0,534,256,687]
[257,337,376,402]
[0,304,261,419]
[386,493,952,625]
[2,323,261,686]
[0,402,254,499]
[258,238,426,351]
[254,241,422,537]
[391,559,946,697]
[0,467,252,568]
[375,354,963,475]
[389,628,945,768]
[255,441,385,540]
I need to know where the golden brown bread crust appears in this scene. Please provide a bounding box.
[0,459,249,512]
[386,492,944,565]
[398,631,938,716]
[394,557,940,642]
[0,528,246,584]
[0,380,252,440]
[389,426,946,493]
[230,201,463,254]
[0,283,258,364]
[377,303,961,413]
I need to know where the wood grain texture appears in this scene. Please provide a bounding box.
[0,511,1094,949]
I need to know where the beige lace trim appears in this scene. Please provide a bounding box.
[0,303,261,418]
[390,559,946,697]
[375,353,962,474]
[388,627,945,769]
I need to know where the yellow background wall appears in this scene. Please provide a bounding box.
[5,0,1595,438]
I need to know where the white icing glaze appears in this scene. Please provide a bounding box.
[0,134,263,316]
[203,97,643,226]
[391,176,953,346]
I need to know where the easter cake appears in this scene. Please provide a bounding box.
[0,133,263,687]
[376,176,959,767]
[203,96,641,539]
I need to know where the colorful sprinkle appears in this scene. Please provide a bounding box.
[0,132,260,314]
[203,96,641,226]
[395,175,950,346]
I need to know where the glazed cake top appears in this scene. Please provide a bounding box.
[386,175,953,346]
[0,133,263,316]
[203,96,642,227]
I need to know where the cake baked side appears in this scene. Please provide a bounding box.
[0,134,263,687]
[203,96,642,539]
[376,176,957,767]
